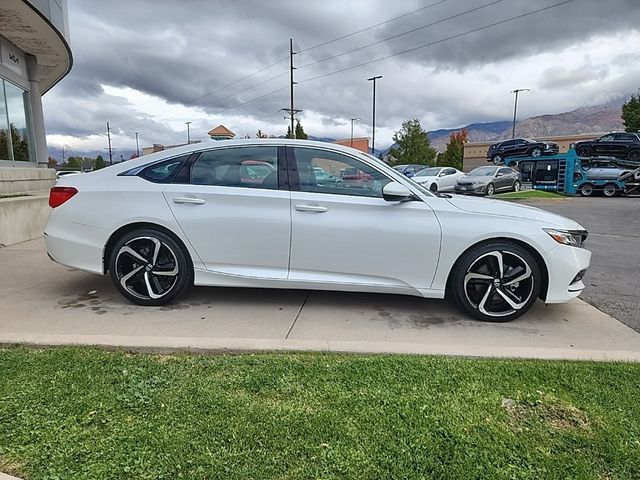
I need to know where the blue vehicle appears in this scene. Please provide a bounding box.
[503,149,640,197]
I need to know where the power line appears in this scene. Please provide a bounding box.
[298,0,577,85]
[298,0,504,70]
[298,0,449,53]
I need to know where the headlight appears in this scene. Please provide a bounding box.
[543,228,587,248]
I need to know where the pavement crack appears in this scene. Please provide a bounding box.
[285,291,310,340]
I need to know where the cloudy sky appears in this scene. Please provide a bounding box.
[44,0,640,156]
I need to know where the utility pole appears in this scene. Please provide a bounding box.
[134,132,140,157]
[61,146,65,164]
[350,117,360,148]
[185,121,191,144]
[367,76,383,155]
[106,121,113,165]
[511,88,530,139]
[280,39,302,138]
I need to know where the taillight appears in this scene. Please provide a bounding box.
[49,187,78,208]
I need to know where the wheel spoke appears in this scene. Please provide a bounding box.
[464,272,493,283]
[144,271,163,299]
[120,265,145,290]
[477,285,495,315]
[150,237,162,266]
[120,246,148,264]
[153,265,178,277]
[484,251,504,278]
[495,287,527,310]
[503,264,532,286]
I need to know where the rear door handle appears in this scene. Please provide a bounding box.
[173,196,206,205]
[295,204,328,213]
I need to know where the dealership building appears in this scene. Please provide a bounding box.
[0,0,72,246]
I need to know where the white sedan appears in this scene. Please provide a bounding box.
[45,139,591,322]
[411,166,465,192]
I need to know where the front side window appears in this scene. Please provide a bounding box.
[294,148,391,198]
[498,168,513,175]
[191,146,278,189]
[599,135,614,142]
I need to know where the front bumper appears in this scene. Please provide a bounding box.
[454,184,487,195]
[544,243,591,303]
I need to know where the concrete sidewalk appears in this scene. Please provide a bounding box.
[2,238,640,361]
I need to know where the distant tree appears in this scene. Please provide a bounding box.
[295,120,308,140]
[94,155,107,170]
[438,129,467,170]
[47,157,57,169]
[286,125,294,139]
[61,156,82,171]
[622,92,640,132]
[256,130,268,138]
[10,124,30,161]
[387,118,436,166]
[0,131,7,160]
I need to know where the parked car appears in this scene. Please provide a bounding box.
[313,167,342,186]
[411,166,465,192]
[392,164,428,177]
[46,139,590,322]
[487,138,559,164]
[455,166,521,196]
[574,132,640,160]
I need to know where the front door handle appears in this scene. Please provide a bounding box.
[295,204,328,213]
[173,196,206,205]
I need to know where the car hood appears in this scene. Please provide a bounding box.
[445,195,583,229]
[413,175,438,183]
[457,175,493,183]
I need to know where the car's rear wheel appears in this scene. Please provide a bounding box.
[577,146,590,157]
[531,147,542,157]
[579,183,594,197]
[513,180,521,192]
[485,183,495,196]
[628,149,640,161]
[109,228,193,306]
[491,154,503,165]
[603,183,618,197]
[450,242,541,322]
[430,183,438,193]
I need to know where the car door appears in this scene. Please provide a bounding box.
[496,168,513,190]
[594,135,614,156]
[500,140,516,157]
[288,146,441,290]
[163,145,291,279]
[614,133,634,157]
[513,140,528,156]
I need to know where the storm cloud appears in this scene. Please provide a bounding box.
[43,0,640,152]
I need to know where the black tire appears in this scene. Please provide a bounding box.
[492,154,503,165]
[108,228,193,306]
[531,147,542,157]
[577,146,590,157]
[450,241,541,322]
[513,180,521,192]
[579,183,594,197]
[603,183,618,198]
[485,183,495,196]
[430,183,438,193]
[628,150,640,161]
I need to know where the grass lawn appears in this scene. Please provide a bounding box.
[491,190,566,201]
[1,348,639,480]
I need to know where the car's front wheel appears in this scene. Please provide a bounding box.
[576,146,590,157]
[450,242,541,322]
[485,183,495,196]
[628,149,640,161]
[531,147,542,157]
[109,228,193,306]
[579,183,594,197]
[430,183,438,193]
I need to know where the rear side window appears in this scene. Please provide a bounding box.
[138,155,189,183]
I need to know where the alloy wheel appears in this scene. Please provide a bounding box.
[531,148,542,157]
[115,236,179,300]
[463,251,535,319]
[513,181,521,192]
[580,184,594,197]
[492,155,502,165]
[486,183,495,196]
[603,184,617,197]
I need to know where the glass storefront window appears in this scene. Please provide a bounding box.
[0,81,9,161]
[3,80,33,162]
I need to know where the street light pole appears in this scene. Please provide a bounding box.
[185,121,191,144]
[134,132,140,157]
[511,88,530,139]
[350,117,360,148]
[367,76,382,155]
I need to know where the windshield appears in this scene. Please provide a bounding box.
[415,167,440,176]
[469,166,498,176]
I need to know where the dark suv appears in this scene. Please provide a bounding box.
[574,132,640,160]
[486,138,559,164]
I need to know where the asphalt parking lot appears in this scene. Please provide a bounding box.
[522,196,640,333]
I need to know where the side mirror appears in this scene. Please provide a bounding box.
[383,182,414,202]
[439,172,446,177]
[496,172,504,177]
